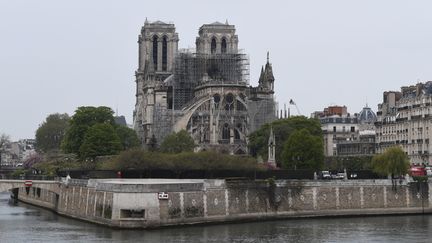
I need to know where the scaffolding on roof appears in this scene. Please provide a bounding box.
[173,51,249,110]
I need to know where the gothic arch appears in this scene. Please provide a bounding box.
[162,36,168,71]
[211,37,217,54]
[221,37,227,53]
[152,35,158,69]
[222,123,230,140]
[234,127,241,140]
[161,34,170,41]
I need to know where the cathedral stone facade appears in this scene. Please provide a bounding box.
[133,20,276,154]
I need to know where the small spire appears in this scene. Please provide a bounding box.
[145,17,148,24]
[267,51,269,63]
[268,126,275,146]
[259,66,264,84]
[225,19,229,25]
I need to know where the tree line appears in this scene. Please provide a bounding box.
[27,106,411,178]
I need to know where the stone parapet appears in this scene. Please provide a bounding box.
[10,179,432,229]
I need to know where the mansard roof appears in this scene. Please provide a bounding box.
[358,105,377,124]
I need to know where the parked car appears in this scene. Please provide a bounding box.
[331,173,345,180]
[409,166,426,177]
[320,171,331,180]
[425,167,432,177]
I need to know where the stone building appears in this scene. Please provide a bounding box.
[312,105,376,157]
[0,139,36,167]
[376,81,432,165]
[133,20,276,154]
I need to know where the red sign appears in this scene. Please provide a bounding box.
[24,180,33,187]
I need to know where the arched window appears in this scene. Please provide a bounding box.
[234,129,240,140]
[225,93,234,111]
[162,36,168,71]
[221,38,227,53]
[211,37,217,54]
[213,93,221,108]
[222,123,230,140]
[152,35,158,70]
[235,123,242,140]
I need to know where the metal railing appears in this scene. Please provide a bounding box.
[0,175,57,181]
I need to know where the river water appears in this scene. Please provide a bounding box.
[1,192,432,243]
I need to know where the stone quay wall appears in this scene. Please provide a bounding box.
[16,179,432,228]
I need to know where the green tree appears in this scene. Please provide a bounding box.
[61,106,115,154]
[160,130,195,153]
[249,116,322,163]
[102,149,261,172]
[115,126,140,150]
[35,113,70,153]
[281,129,324,170]
[372,146,410,177]
[79,123,122,160]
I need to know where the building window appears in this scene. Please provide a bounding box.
[221,38,227,53]
[225,93,234,111]
[333,126,336,132]
[222,123,230,140]
[152,35,158,70]
[162,36,168,71]
[234,128,240,140]
[211,37,217,54]
[351,126,355,132]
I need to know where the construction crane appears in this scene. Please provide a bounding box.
[289,99,302,116]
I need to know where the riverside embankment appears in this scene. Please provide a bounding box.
[11,178,432,228]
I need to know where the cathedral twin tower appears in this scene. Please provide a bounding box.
[133,20,276,154]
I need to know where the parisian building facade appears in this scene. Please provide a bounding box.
[376,81,432,165]
[133,20,276,154]
[312,105,376,157]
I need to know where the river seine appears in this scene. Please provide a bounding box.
[1,192,432,242]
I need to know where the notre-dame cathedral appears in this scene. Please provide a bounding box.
[133,20,276,154]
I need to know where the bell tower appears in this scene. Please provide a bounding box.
[137,19,179,74]
[196,21,238,54]
[134,19,179,146]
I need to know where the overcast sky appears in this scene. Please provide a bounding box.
[1,0,432,140]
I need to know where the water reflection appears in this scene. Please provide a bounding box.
[1,192,432,242]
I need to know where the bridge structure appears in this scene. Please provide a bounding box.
[0,179,62,195]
